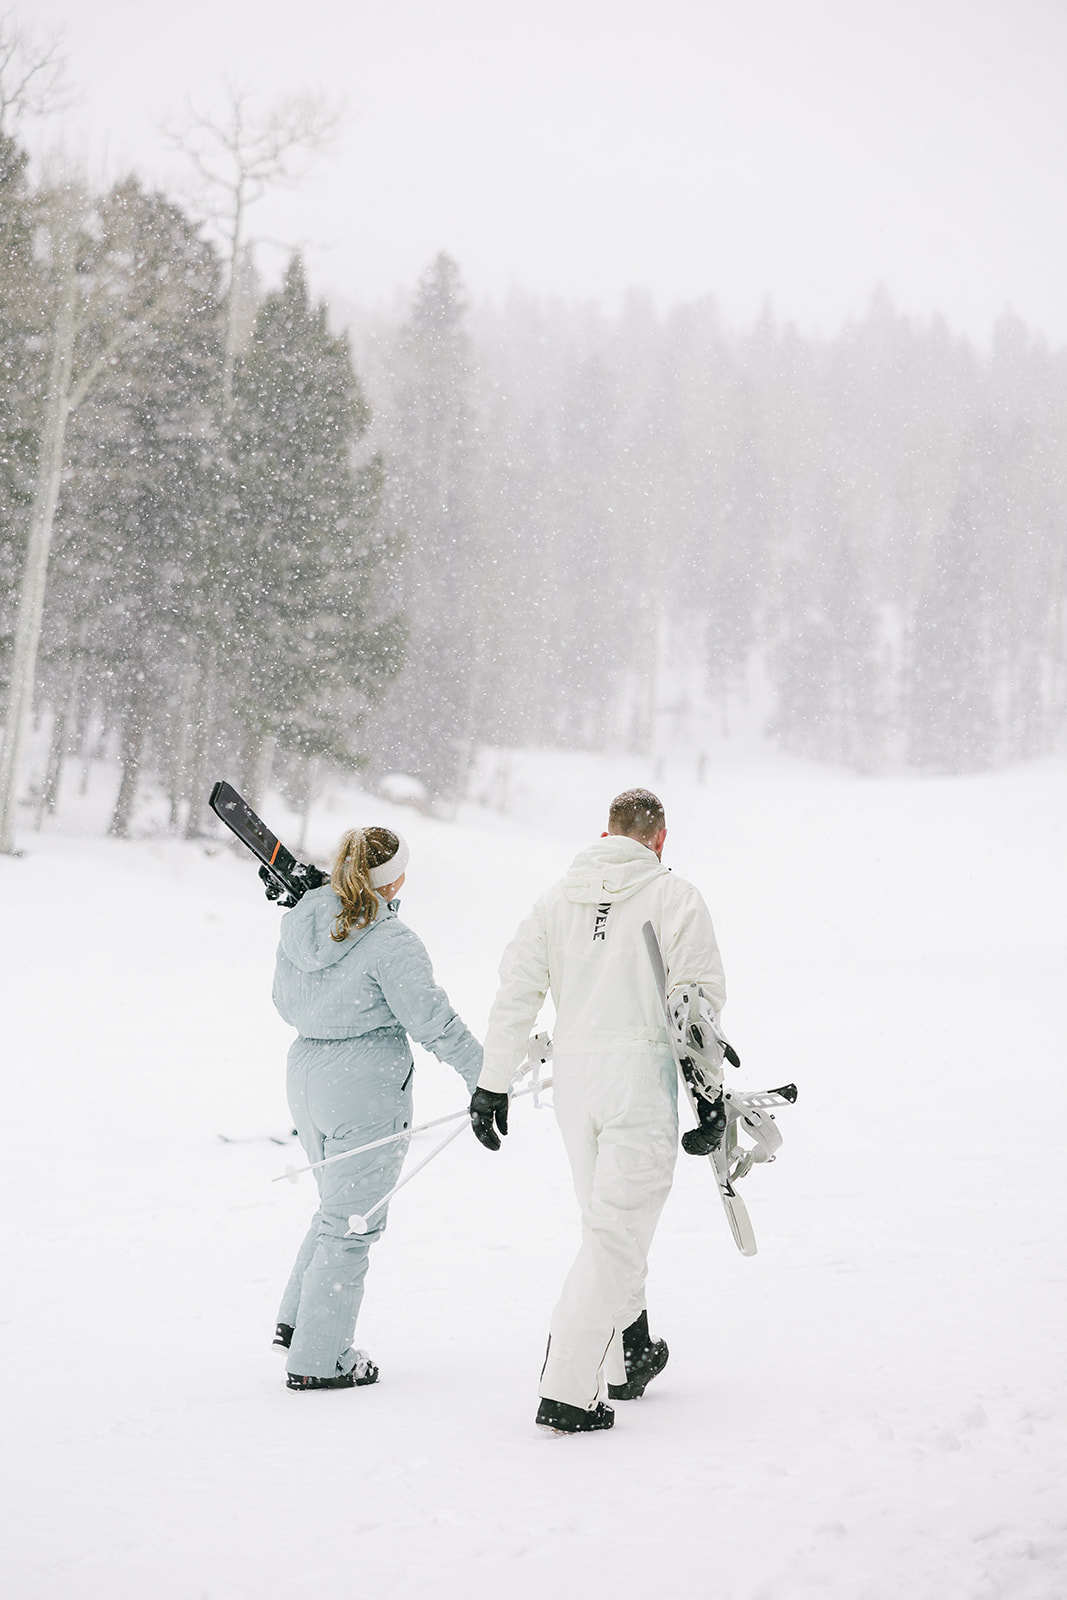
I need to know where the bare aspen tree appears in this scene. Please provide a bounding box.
[163,87,341,834]
[0,9,70,135]
[165,87,342,415]
[0,22,76,852]
[0,182,178,852]
[0,208,77,853]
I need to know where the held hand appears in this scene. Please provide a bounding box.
[259,862,327,908]
[681,1091,728,1156]
[294,863,328,891]
[470,1088,509,1152]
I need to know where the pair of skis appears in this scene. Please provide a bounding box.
[208,781,325,903]
[642,921,797,1256]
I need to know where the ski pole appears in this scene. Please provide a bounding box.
[345,1117,470,1235]
[276,1032,552,1184]
[274,1107,467,1184]
[274,1074,555,1185]
[344,1071,555,1233]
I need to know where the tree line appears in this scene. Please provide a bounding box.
[356,273,1067,791]
[3,90,1067,848]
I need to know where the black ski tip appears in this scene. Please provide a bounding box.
[208,779,241,819]
[771,1083,799,1103]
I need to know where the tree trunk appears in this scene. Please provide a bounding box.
[240,730,275,815]
[0,250,78,854]
[35,652,84,827]
[109,708,147,838]
[183,641,218,838]
[167,652,199,830]
[77,701,97,796]
[296,759,317,855]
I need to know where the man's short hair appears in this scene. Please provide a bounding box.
[608,788,665,843]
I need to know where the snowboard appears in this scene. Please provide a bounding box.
[208,780,324,904]
[642,920,797,1256]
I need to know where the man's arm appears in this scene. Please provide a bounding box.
[662,881,727,1013]
[477,898,551,1094]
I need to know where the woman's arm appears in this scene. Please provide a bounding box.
[373,922,483,1092]
[478,898,550,1094]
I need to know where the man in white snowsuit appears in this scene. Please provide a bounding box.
[471,788,727,1434]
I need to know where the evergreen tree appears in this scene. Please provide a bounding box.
[225,254,403,808]
[906,470,996,771]
[767,476,883,768]
[373,253,485,803]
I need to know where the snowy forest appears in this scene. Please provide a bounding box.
[3,37,1067,849]
[5,12,1067,1596]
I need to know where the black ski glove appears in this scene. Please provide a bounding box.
[259,862,327,908]
[681,1091,728,1156]
[470,1088,509,1151]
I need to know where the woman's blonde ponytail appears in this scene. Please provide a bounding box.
[330,826,402,942]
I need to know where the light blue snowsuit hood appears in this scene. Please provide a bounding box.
[277,883,386,973]
[272,884,482,1090]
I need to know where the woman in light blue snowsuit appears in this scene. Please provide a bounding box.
[272,825,482,1391]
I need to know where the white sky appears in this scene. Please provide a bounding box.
[20,0,1067,342]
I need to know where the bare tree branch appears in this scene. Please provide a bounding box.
[162,84,344,410]
[163,84,343,240]
[0,8,72,133]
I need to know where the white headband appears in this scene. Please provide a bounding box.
[368,833,410,890]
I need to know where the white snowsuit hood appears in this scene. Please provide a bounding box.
[561,836,666,904]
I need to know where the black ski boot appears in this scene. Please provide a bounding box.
[286,1351,378,1391]
[273,1323,294,1350]
[535,1397,615,1434]
[608,1311,669,1400]
[681,1089,728,1156]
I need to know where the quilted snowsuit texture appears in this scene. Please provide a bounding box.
[273,885,482,1379]
[479,835,726,1409]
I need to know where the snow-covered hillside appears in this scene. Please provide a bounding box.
[2,746,1065,1599]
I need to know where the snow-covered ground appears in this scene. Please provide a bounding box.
[2,743,1065,1599]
